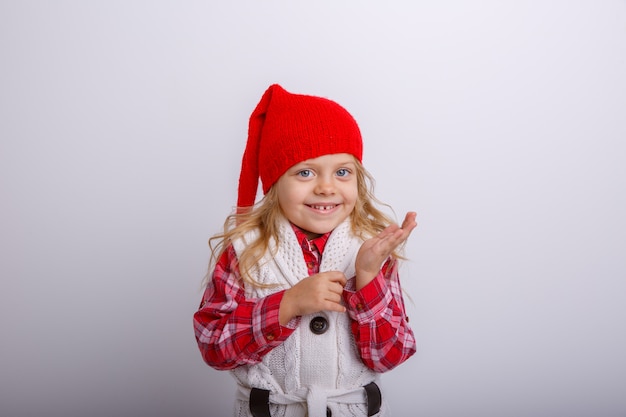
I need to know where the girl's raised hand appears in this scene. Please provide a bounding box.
[279,271,347,325]
[355,212,417,290]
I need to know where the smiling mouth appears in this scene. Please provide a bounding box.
[307,204,339,212]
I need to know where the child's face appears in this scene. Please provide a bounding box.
[275,153,358,239]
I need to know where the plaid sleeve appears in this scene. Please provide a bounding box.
[343,260,417,372]
[193,246,298,370]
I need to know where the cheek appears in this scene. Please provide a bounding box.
[275,187,290,210]
[345,184,359,205]
[277,183,303,208]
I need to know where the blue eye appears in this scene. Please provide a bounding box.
[336,168,349,177]
[298,169,312,178]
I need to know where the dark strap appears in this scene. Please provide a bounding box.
[249,388,271,417]
[364,382,382,416]
[249,383,382,417]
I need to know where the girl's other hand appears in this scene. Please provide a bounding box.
[355,212,417,290]
[279,271,347,325]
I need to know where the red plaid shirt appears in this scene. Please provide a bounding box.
[193,225,416,372]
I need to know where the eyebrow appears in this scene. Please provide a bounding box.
[295,160,356,169]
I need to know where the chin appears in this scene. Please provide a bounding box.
[310,223,340,235]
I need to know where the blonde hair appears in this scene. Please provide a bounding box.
[204,158,401,288]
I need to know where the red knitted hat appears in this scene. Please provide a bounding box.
[237,84,363,208]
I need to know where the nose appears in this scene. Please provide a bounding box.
[314,175,335,195]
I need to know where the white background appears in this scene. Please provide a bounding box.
[1,1,625,416]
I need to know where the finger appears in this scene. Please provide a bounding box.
[314,271,342,282]
[392,226,413,245]
[378,213,416,242]
[323,300,347,313]
[391,213,417,243]
[377,223,400,241]
[324,291,343,304]
[377,226,411,253]
[325,271,347,286]
[401,212,418,232]
[377,234,404,255]
[328,281,345,295]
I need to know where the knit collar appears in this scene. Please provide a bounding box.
[290,223,331,255]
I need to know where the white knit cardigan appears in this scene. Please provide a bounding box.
[230,218,387,417]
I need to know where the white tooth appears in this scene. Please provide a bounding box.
[311,205,335,210]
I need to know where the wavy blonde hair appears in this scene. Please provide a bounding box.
[204,157,401,288]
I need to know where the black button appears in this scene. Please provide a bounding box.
[327,407,332,417]
[309,316,329,335]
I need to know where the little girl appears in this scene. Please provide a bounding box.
[194,84,417,417]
